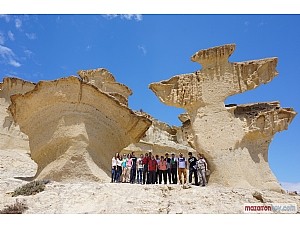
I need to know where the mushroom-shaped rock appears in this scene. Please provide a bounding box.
[9,76,151,182]
[78,68,132,106]
[150,44,278,109]
[149,44,296,192]
[0,78,35,151]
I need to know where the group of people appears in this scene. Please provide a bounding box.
[111,151,208,187]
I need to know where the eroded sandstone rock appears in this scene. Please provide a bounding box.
[149,44,296,192]
[8,73,151,182]
[78,68,132,106]
[122,112,195,156]
[0,78,35,152]
[178,113,195,149]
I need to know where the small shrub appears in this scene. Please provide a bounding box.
[0,200,28,214]
[12,180,50,197]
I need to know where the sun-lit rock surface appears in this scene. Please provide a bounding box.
[0,78,35,152]
[149,44,297,192]
[122,113,195,156]
[8,72,151,182]
[78,68,132,106]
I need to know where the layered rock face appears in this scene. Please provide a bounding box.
[0,78,35,152]
[122,113,195,156]
[78,68,132,106]
[149,44,296,192]
[8,69,151,182]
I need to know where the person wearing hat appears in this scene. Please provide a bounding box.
[188,152,199,186]
[170,153,178,184]
[177,152,187,184]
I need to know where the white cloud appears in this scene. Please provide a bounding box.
[0,45,21,67]
[8,31,15,41]
[135,15,143,21]
[9,59,22,67]
[24,49,33,58]
[102,14,118,20]
[0,14,11,22]
[138,45,147,55]
[102,14,143,21]
[15,18,22,29]
[0,32,4,45]
[25,33,37,40]
[281,182,300,193]
[121,14,143,21]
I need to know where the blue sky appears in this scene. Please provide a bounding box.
[0,15,299,186]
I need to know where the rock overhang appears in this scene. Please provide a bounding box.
[6,69,152,182]
[149,43,297,192]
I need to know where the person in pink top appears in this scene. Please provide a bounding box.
[158,155,167,184]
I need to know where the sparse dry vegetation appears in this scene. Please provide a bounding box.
[12,180,50,197]
[0,200,28,214]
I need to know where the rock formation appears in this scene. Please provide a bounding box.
[78,68,132,106]
[0,78,35,152]
[0,78,37,178]
[149,44,296,192]
[122,112,195,156]
[178,113,196,149]
[8,69,152,182]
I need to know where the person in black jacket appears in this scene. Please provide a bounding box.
[165,153,172,184]
[188,152,199,186]
[130,152,137,184]
[170,153,178,184]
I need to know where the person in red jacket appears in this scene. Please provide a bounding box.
[148,155,157,184]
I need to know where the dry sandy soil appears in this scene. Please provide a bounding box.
[0,149,299,214]
[1,179,299,214]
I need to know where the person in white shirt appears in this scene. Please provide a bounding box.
[136,154,144,184]
[111,153,118,183]
[177,153,187,184]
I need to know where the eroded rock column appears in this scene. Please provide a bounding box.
[9,70,151,182]
[0,78,35,151]
[149,44,296,191]
[0,78,37,178]
[122,113,196,156]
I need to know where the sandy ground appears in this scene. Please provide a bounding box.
[0,179,299,214]
[0,149,299,214]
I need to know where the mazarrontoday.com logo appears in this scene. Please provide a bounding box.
[244,203,297,214]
